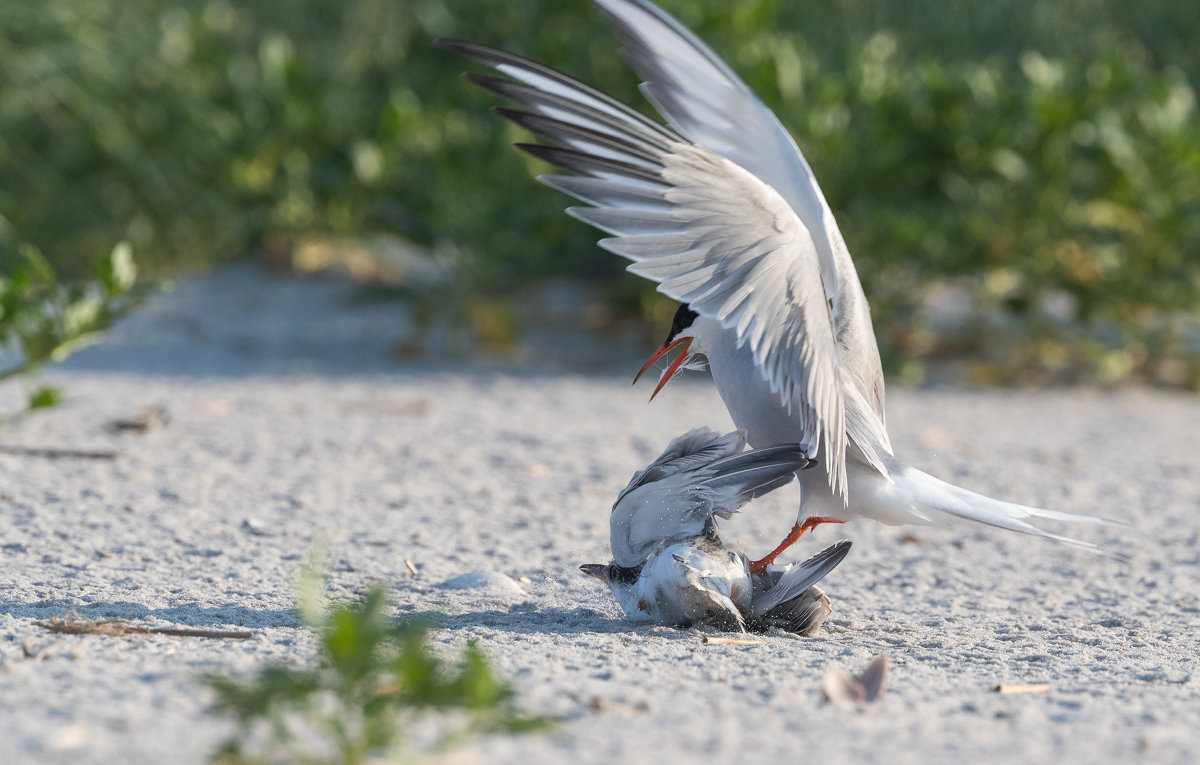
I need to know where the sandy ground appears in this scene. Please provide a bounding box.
[1,266,1197,764]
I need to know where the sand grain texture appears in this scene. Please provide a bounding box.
[0,266,1196,764]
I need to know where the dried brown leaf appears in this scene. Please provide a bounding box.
[822,654,890,704]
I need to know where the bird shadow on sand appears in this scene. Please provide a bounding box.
[0,599,299,630]
[397,603,688,638]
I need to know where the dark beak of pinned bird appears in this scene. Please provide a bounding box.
[633,336,693,401]
[579,563,608,581]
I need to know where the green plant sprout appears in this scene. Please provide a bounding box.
[207,565,549,764]
[0,242,151,411]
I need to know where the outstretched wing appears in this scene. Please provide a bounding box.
[615,427,742,506]
[607,430,809,568]
[592,0,842,302]
[439,38,850,499]
[594,0,892,469]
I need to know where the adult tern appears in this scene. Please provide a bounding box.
[580,427,852,633]
[439,0,1116,569]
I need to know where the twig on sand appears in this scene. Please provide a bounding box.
[404,558,418,575]
[702,636,766,646]
[0,445,118,460]
[35,616,252,639]
[995,683,1050,695]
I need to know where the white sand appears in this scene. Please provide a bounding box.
[1,266,1196,764]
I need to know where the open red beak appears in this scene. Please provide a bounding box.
[632,336,693,401]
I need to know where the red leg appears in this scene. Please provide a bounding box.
[748,516,847,574]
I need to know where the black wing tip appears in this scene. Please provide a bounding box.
[463,71,506,91]
[514,141,552,158]
[514,142,661,182]
[437,42,516,89]
[463,73,547,110]
[437,39,557,83]
[804,538,853,568]
[433,38,481,57]
[822,538,853,554]
[515,142,591,174]
[496,107,553,135]
[828,539,853,565]
[502,111,569,145]
[434,38,505,63]
[744,443,818,472]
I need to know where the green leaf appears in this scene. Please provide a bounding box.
[0,242,152,391]
[99,242,138,294]
[61,295,103,337]
[16,244,56,286]
[27,385,63,410]
[206,566,551,762]
[295,544,329,627]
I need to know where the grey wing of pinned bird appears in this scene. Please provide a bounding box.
[609,431,810,567]
[756,585,832,637]
[751,539,852,614]
[696,442,814,506]
[614,427,742,506]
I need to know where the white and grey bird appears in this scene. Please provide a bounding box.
[579,427,852,634]
[439,0,1118,570]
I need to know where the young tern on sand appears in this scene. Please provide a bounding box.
[580,428,852,634]
[439,0,1117,569]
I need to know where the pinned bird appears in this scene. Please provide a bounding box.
[580,428,852,634]
[439,0,1119,569]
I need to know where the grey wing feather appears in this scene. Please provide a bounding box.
[610,432,809,568]
[591,0,840,295]
[760,586,833,637]
[615,427,742,505]
[695,443,811,508]
[592,0,893,469]
[609,428,742,566]
[439,33,856,501]
[843,378,893,478]
[752,540,852,614]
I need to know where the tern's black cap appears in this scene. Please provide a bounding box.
[666,304,698,343]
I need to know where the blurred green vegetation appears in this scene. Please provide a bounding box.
[1,0,1197,385]
[209,561,548,764]
[0,242,149,411]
